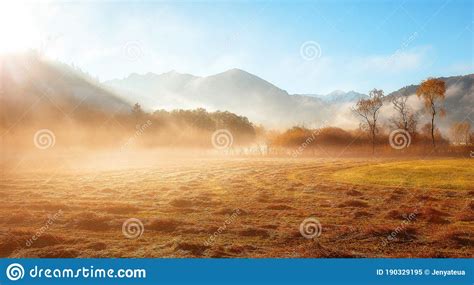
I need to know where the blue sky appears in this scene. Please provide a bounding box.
[1,0,472,94]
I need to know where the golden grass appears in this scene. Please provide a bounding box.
[0,156,472,258]
[331,159,474,190]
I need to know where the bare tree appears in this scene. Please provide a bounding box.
[352,89,384,154]
[416,78,446,147]
[390,93,418,138]
[450,121,471,145]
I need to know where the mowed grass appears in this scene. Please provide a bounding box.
[1,156,472,258]
[332,159,474,190]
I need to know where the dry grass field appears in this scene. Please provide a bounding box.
[1,155,473,258]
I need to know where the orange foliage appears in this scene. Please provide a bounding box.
[416,78,446,110]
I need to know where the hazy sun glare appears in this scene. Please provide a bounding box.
[0,2,39,54]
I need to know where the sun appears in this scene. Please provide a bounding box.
[0,2,39,54]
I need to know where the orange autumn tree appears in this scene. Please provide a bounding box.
[416,78,446,147]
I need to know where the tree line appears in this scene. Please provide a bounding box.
[351,78,472,152]
[272,78,472,155]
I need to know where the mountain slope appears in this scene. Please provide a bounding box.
[387,74,474,131]
[1,53,131,128]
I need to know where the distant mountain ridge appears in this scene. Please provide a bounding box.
[105,69,473,130]
[296,90,368,103]
[2,54,471,132]
[105,69,372,128]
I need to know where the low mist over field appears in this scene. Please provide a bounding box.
[1,51,473,259]
[0,0,473,259]
[2,54,473,152]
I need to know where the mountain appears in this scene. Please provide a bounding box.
[106,69,473,131]
[324,90,368,103]
[105,69,363,128]
[3,54,469,133]
[105,71,198,110]
[297,90,368,104]
[1,53,130,128]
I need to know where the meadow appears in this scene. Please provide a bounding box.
[1,154,472,258]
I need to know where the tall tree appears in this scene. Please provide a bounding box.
[416,78,446,147]
[390,92,418,137]
[352,89,384,154]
